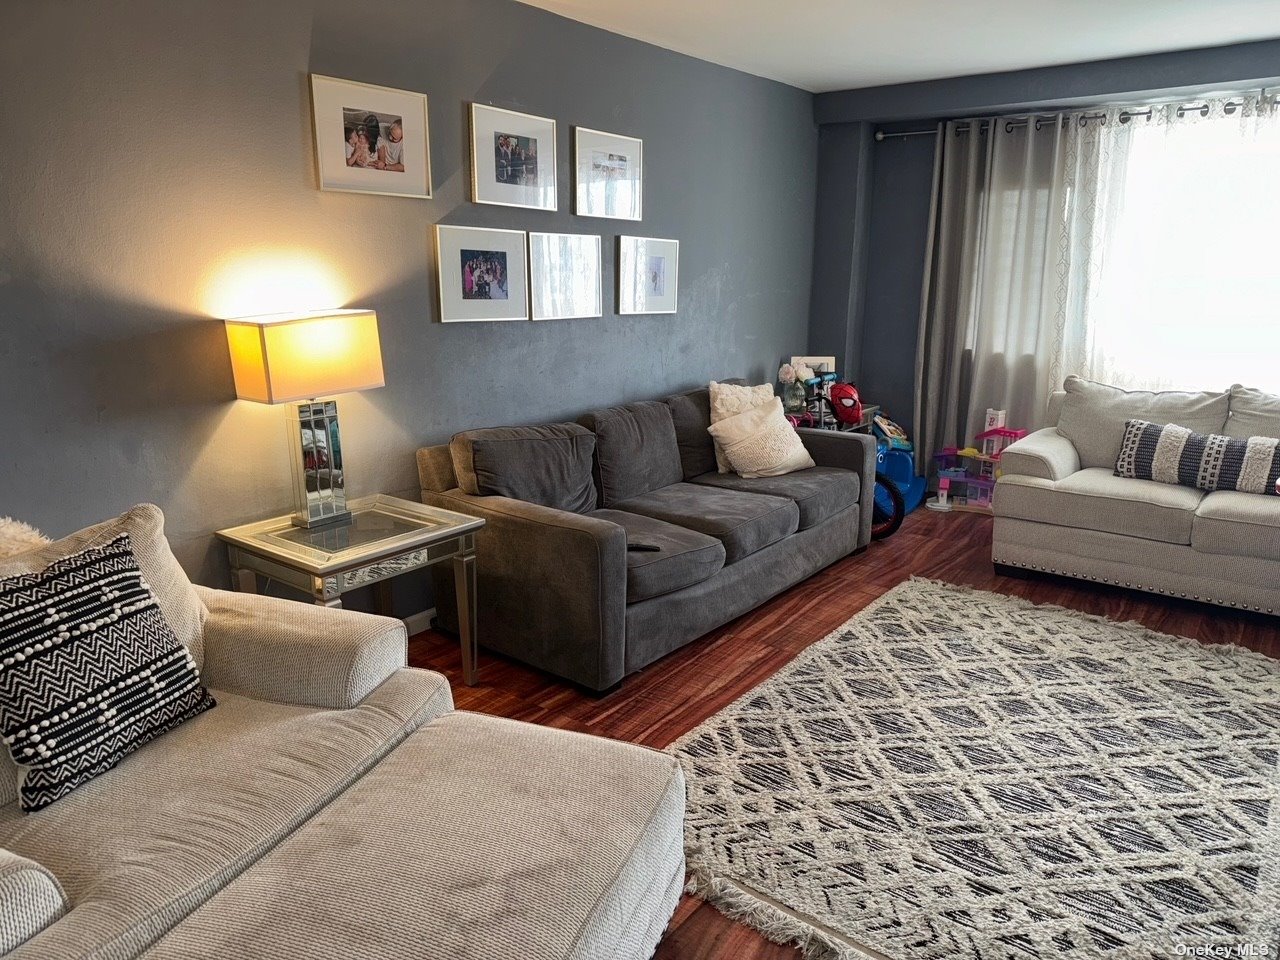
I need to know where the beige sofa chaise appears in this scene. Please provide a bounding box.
[0,506,684,960]
[992,377,1280,614]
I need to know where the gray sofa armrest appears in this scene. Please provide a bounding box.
[194,586,407,709]
[795,429,877,548]
[424,490,628,691]
[1000,427,1081,481]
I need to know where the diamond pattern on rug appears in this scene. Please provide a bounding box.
[671,579,1280,960]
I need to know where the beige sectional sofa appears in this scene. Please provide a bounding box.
[993,378,1280,614]
[0,509,684,959]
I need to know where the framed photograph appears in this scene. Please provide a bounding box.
[790,356,838,373]
[434,225,528,322]
[618,236,678,315]
[309,75,431,199]
[529,232,602,321]
[470,104,557,211]
[574,127,642,220]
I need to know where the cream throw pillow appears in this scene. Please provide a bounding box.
[707,398,815,479]
[709,380,775,472]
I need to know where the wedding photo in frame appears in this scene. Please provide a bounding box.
[470,103,557,211]
[574,127,643,221]
[434,224,529,322]
[310,74,431,199]
[529,232,602,321]
[618,236,678,315]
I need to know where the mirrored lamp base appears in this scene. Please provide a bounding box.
[288,399,351,528]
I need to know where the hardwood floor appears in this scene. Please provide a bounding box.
[407,509,1280,960]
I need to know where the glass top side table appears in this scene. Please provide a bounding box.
[216,494,485,685]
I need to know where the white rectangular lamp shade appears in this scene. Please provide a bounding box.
[225,309,384,405]
[224,308,383,528]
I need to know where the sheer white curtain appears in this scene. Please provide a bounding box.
[1082,95,1280,392]
[913,92,1280,468]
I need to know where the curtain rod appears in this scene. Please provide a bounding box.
[874,88,1275,141]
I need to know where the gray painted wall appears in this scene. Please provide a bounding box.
[810,37,1280,430]
[0,0,817,611]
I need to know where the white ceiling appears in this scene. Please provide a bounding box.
[516,0,1280,93]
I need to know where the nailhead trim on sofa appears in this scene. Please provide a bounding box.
[993,556,1276,615]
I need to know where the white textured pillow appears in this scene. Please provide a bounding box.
[709,380,775,473]
[707,398,815,479]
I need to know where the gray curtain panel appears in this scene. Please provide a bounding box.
[911,111,1131,471]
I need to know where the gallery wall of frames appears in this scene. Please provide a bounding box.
[310,75,678,325]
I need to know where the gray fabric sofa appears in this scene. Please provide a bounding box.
[417,383,876,691]
[0,579,684,958]
[993,377,1280,614]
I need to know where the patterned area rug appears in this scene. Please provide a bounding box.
[671,579,1280,960]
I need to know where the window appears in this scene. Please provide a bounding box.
[1086,109,1280,393]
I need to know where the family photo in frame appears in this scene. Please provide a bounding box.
[435,225,529,323]
[310,75,431,199]
[471,103,557,211]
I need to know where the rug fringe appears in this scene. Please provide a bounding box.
[685,861,879,960]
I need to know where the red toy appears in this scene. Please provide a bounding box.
[828,383,863,426]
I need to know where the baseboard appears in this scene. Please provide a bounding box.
[403,607,437,637]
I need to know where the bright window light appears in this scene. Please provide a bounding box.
[1088,112,1280,393]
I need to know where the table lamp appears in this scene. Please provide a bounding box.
[224,309,384,528]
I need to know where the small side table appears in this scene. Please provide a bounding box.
[216,495,485,685]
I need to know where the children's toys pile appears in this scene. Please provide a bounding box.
[926,409,1026,513]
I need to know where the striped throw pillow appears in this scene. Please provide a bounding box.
[1115,419,1280,495]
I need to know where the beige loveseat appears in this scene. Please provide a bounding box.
[0,506,684,959]
[993,377,1280,614]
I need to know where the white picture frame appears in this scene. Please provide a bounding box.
[470,104,557,211]
[529,232,602,321]
[618,236,678,315]
[309,75,431,199]
[790,356,838,373]
[434,225,529,322]
[574,127,643,221]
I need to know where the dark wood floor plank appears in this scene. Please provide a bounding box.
[407,510,1280,958]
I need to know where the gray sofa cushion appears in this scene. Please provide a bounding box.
[689,466,861,530]
[996,468,1205,544]
[579,401,684,507]
[141,713,686,960]
[1192,490,1280,562]
[590,509,725,603]
[664,387,718,480]
[1225,385,1280,440]
[614,483,799,564]
[449,423,597,513]
[663,380,746,480]
[1056,376,1231,470]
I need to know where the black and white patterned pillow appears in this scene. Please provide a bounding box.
[1115,419,1280,495]
[0,534,215,811]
